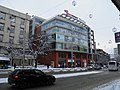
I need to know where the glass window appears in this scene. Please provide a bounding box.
[0,12,5,19]
[20,28,24,35]
[0,34,3,42]
[19,37,23,44]
[35,18,43,24]
[10,26,15,33]
[9,36,14,43]
[21,18,25,25]
[10,15,16,23]
[56,34,65,42]
[56,43,63,49]
[0,23,4,31]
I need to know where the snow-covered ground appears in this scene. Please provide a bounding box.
[93,79,120,90]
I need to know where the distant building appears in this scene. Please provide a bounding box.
[114,48,118,58]
[35,10,96,68]
[96,49,110,66]
[0,5,34,66]
[29,16,45,38]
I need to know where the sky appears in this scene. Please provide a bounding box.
[0,0,120,54]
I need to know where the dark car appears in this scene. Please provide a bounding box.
[8,69,56,88]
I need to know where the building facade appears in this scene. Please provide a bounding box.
[0,5,34,66]
[96,49,110,66]
[29,16,45,38]
[37,11,96,68]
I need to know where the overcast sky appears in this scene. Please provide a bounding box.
[0,0,120,54]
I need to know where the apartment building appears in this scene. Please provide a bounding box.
[0,5,33,66]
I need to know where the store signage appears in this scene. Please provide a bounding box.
[115,32,120,43]
[64,10,85,23]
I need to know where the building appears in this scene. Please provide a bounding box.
[0,5,33,66]
[29,16,45,38]
[96,49,110,66]
[114,48,118,58]
[36,10,96,68]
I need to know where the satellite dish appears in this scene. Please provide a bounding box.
[72,0,77,6]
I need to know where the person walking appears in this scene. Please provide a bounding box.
[14,63,16,69]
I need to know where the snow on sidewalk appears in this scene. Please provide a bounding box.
[0,71,102,84]
[54,71,102,78]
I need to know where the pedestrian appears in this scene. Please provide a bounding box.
[14,63,16,69]
[47,64,49,69]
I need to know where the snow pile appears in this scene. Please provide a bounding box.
[54,71,102,78]
[93,79,120,90]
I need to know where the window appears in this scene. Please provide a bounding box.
[58,53,66,58]
[21,18,25,25]
[0,34,3,42]
[0,23,4,31]
[10,26,15,33]
[9,36,14,43]
[0,12,5,19]
[19,37,23,44]
[56,43,63,49]
[56,34,65,42]
[10,15,16,23]
[34,69,45,75]
[35,18,43,24]
[20,28,24,35]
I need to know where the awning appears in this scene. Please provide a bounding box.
[0,57,10,61]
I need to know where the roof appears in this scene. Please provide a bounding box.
[0,57,10,61]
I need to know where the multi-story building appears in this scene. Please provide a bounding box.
[36,10,96,68]
[29,16,45,38]
[0,5,33,66]
[96,49,110,66]
[114,48,118,58]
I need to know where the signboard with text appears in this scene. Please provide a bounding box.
[115,32,120,43]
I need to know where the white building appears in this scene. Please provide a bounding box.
[0,5,34,66]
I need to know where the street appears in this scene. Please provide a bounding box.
[1,70,120,90]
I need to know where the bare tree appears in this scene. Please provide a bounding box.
[29,31,51,68]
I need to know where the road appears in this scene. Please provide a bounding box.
[1,70,120,90]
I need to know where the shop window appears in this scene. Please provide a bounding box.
[58,53,66,58]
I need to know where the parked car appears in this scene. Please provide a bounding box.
[94,65,102,70]
[8,69,56,88]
